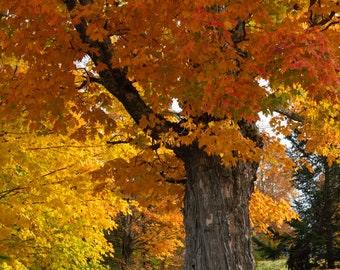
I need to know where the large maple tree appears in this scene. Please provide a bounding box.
[0,0,339,269]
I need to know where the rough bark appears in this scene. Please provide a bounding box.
[176,145,258,270]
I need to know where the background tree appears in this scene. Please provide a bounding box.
[251,134,298,263]
[285,131,340,270]
[252,131,340,269]
[104,200,185,269]
[0,0,339,269]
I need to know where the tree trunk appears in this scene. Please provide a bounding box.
[122,213,133,269]
[177,145,257,270]
[323,159,338,270]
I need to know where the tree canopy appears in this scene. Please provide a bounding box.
[0,0,339,269]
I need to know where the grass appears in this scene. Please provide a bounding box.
[256,259,288,270]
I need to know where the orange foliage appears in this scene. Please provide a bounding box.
[0,0,339,267]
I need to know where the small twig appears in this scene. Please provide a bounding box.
[106,139,132,145]
[26,144,106,150]
[41,166,71,177]
[0,187,27,200]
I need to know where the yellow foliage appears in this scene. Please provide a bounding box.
[0,123,128,269]
[250,189,299,234]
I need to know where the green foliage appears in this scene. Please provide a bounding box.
[254,130,340,269]
[252,233,286,260]
[285,131,340,270]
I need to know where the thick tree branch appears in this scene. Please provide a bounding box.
[64,0,181,143]
[238,119,263,148]
[64,1,264,155]
[274,106,305,122]
[164,178,187,184]
[64,0,150,122]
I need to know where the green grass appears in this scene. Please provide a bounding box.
[256,259,288,270]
